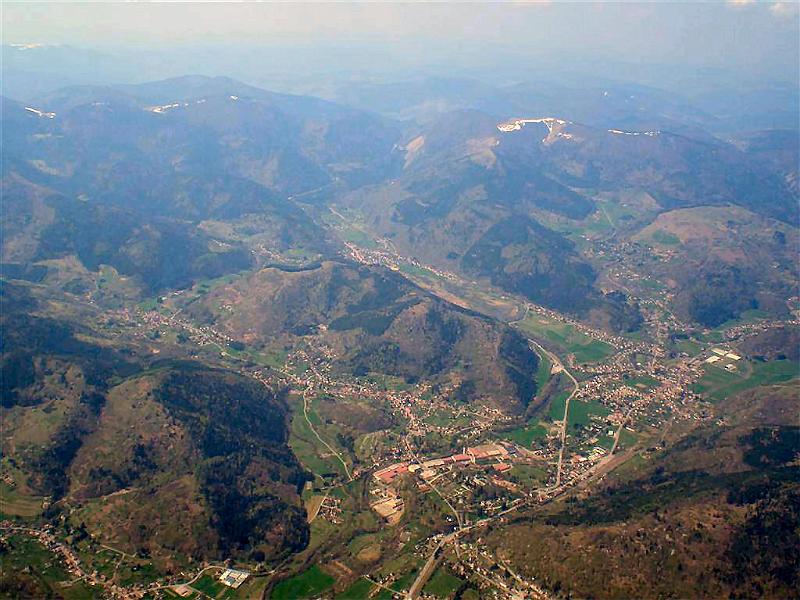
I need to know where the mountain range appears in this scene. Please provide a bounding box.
[1,71,797,595]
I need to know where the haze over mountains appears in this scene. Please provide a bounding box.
[1,31,798,600]
[4,70,797,322]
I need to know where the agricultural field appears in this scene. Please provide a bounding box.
[509,464,549,487]
[694,310,773,345]
[534,352,553,395]
[708,359,797,401]
[546,191,659,239]
[711,309,771,334]
[231,577,269,599]
[339,225,379,250]
[114,559,161,588]
[423,567,465,598]
[335,578,375,600]
[399,262,439,280]
[547,391,572,422]
[380,570,419,596]
[271,565,336,600]
[517,314,615,364]
[288,396,352,483]
[618,429,638,449]
[567,399,611,432]
[648,229,681,246]
[360,373,413,392]
[154,270,252,316]
[0,482,44,518]
[190,573,235,599]
[674,338,705,357]
[594,428,638,452]
[503,421,548,447]
[322,207,379,250]
[692,358,798,402]
[73,546,119,581]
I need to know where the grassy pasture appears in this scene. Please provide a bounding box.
[547,390,571,422]
[0,482,44,517]
[534,352,552,395]
[336,578,376,600]
[509,464,549,486]
[517,314,614,364]
[191,573,234,599]
[692,359,798,401]
[423,568,465,598]
[675,339,704,357]
[288,396,349,481]
[271,565,335,600]
[504,422,548,447]
[568,399,611,431]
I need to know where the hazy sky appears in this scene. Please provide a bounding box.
[3,1,799,81]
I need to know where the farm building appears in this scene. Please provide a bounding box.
[219,569,249,589]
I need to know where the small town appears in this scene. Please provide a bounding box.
[2,6,797,600]
[2,220,790,600]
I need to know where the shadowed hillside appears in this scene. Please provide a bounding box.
[185,260,540,412]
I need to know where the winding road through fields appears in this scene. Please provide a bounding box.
[528,338,579,488]
[302,365,353,482]
[508,303,580,489]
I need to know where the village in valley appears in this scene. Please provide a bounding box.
[2,6,797,596]
[2,238,787,600]
[2,207,797,600]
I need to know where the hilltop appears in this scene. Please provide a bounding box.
[185,260,540,412]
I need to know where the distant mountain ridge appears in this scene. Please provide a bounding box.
[3,74,797,325]
[1,77,403,292]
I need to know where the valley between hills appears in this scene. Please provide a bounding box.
[1,74,798,599]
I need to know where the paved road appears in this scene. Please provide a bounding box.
[507,303,580,488]
[303,364,353,481]
[405,498,526,599]
[401,433,467,600]
[406,537,449,599]
[404,437,461,528]
[609,407,635,456]
[526,338,578,488]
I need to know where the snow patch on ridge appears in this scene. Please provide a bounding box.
[24,106,55,119]
[497,117,575,144]
[608,128,660,137]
